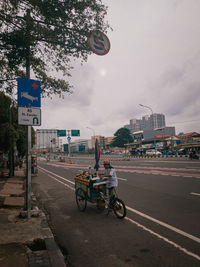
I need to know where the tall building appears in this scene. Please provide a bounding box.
[124,113,166,133]
[150,113,165,129]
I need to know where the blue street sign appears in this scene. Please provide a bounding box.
[17,78,41,107]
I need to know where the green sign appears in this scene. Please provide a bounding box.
[71,129,80,136]
[57,130,66,137]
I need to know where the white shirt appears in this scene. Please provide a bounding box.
[104,167,118,188]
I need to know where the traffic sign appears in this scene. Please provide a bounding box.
[17,78,41,107]
[88,31,110,56]
[18,107,41,126]
[71,130,80,136]
[67,136,71,141]
[57,130,66,137]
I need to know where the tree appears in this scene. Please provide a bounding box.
[0,0,110,96]
[111,128,133,148]
[0,92,35,157]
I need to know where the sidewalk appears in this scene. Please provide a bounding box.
[0,168,66,267]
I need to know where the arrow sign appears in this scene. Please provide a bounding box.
[17,78,41,107]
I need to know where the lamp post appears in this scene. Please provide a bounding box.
[139,104,156,149]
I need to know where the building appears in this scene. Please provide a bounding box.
[36,129,62,152]
[104,137,114,149]
[124,113,166,133]
[67,139,92,153]
[150,113,165,129]
[132,127,175,143]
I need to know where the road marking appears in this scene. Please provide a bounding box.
[39,166,75,185]
[125,217,200,261]
[126,206,200,244]
[39,168,75,191]
[190,192,200,197]
[118,177,127,181]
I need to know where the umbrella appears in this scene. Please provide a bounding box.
[94,139,100,171]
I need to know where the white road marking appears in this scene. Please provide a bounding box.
[126,206,200,244]
[118,177,127,181]
[125,217,200,261]
[39,166,75,185]
[39,168,75,191]
[38,166,200,260]
[190,192,200,197]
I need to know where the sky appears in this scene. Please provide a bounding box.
[37,0,200,141]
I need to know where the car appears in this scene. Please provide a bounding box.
[146,150,162,156]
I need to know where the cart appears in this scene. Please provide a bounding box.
[74,172,126,218]
[74,173,107,211]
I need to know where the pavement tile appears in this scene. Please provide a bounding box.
[4,197,24,207]
[0,169,66,267]
[0,243,28,267]
[0,188,24,196]
[3,183,23,190]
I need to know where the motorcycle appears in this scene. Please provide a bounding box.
[189,152,199,160]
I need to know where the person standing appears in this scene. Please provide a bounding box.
[101,159,118,200]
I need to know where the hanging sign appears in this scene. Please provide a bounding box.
[88,31,110,56]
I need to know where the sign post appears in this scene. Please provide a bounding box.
[67,130,71,157]
[17,76,41,219]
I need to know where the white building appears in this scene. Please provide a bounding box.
[36,129,62,152]
[67,139,92,153]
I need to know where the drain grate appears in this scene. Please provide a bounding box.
[27,238,46,251]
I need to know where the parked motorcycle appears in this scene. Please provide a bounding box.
[189,152,199,160]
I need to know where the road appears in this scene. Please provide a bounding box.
[32,157,200,267]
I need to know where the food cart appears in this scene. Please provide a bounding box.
[74,171,126,218]
[74,171,108,211]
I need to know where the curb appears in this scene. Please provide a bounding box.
[40,211,66,267]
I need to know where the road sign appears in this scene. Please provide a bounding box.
[17,78,41,107]
[88,31,110,56]
[18,107,41,125]
[57,130,66,137]
[71,130,80,136]
[67,136,71,141]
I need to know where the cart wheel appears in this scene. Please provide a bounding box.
[113,198,126,219]
[76,188,87,212]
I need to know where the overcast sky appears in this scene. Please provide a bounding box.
[37,0,200,141]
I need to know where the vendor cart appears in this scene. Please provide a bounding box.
[74,172,126,219]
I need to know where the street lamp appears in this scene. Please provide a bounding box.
[139,104,154,128]
[86,126,95,137]
[139,104,156,149]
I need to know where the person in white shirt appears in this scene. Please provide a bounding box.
[100,159,118,201]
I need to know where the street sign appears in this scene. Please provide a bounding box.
[88,31,110,56]
[17,78,41,107]
[71,130,80,136]
[57,130,66,137]
[67,136,71,141]
[18,107,41,126]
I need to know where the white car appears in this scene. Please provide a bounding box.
[146,150,162,156]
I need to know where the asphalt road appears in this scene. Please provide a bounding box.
[32,157,200,267]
